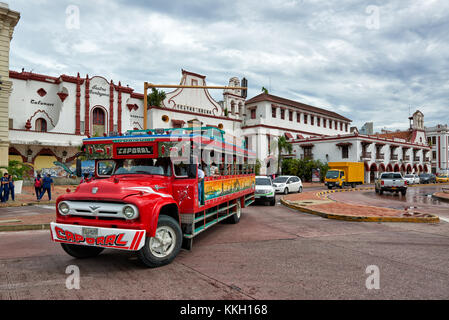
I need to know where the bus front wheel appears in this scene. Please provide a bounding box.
[138,215,182,268]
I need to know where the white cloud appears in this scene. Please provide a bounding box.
[7,0,449,129]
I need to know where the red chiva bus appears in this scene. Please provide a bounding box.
[50,127,256,267]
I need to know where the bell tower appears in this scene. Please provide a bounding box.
[410,110,424,130]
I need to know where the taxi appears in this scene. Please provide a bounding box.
[436,174,449,183]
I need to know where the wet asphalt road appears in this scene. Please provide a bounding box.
[329,185,449,220]
[1,189,449,300]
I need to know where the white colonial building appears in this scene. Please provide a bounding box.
[7,68,352,176]
[426,124,449,174]
[8,70,145,174]
[292,111,431,183]
[242,93,352,173]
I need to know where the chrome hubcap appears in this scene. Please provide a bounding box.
[149,226,176,258]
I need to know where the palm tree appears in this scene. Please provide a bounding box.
[277,136,292,174]
[147,88,166,107]
[261,87,269,94]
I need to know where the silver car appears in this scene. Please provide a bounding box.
[273,176,303,195]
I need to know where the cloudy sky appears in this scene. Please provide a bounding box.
[8,0,449,131]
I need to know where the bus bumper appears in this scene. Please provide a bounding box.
[50,222,146,251]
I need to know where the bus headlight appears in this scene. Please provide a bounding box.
[58,201,70,215]
[123,205,138,220]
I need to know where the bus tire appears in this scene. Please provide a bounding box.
[229,200,242,224]
[60,243,104,259]
[138,215,182,268]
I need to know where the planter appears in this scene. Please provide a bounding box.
[14,180,23,194]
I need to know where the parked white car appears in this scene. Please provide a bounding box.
[255,176,276,206]
[403,174,420,185]
[273,176,303,195]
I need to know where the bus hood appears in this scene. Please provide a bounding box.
[71,175,173,201]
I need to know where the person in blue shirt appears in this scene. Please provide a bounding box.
[1,173,9,202]
[7,174,14,201]
[38,174,54,201]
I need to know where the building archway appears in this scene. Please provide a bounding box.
[394,164,400,172]
[386,163,393,172]
[91,106,108,137]
[370,163,378,182]
[406,164,412,174]
[364,162,370,183]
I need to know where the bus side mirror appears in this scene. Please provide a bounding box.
[187,164,197,179]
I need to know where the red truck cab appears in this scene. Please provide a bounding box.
[51,127,256,267]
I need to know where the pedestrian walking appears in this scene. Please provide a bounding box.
[34,174,43,200]
[38,174,54,201]
[1,173,9,202]
[7,174,14,201]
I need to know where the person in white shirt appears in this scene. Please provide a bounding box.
[198,165,205,206]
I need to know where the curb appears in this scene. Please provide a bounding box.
[0,200,55,208]
[0,223,50,232]
[280,198,440,224]
[432,193,449,203]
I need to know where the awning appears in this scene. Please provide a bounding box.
[285,132,294,139]
[300,144,314,148]
[336,142,352,147]
[297,134,304,139]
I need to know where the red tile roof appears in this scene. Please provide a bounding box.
[245,93,351,122]
[376,130,413,142]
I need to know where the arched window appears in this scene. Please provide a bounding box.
[93,108,105,125]
[92,107,106,136]
[35,118,47,132]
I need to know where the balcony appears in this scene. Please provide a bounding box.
[403,155,410,161]
[301,154,314,160]
[376,153,384,160]
[425,157,430,162]
[391,154,398,161]
[414,157,420,162]
[360,152,371,161]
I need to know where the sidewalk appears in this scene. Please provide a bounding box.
[0,185,78,208]
[0,185,78,231]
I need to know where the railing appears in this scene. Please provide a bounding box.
[391,154,398,161]
[425,157,430,162]
[414,157,420,162]
[376,153,384,160]
[403,155,410,161]
[360,152,371,160]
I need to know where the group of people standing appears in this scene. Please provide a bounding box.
[34,174,54,201]
[1,173,15,203]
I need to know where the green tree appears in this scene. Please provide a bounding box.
[277,136,292,174]
[261,87,269,94]
[147,88,166,107]
[0,160,33,180]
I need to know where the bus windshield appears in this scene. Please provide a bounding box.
[113,158,172,176]
[326,170,339,179]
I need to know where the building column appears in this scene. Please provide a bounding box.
[0,5,20,168]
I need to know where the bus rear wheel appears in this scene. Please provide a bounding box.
[229,200,242,224]
[138,215,182,268]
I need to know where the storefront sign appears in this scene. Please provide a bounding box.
[90,85,109,98]
[30,99,55,107]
